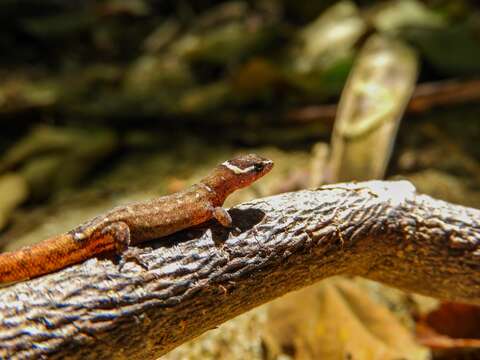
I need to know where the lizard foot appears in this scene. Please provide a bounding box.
[118,247,152,272]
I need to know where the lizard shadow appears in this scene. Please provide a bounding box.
[139,208,267,250]
[105,208,266,266]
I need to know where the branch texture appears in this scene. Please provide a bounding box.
[1,180,480,359]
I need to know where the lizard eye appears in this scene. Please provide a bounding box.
[253,163,264,172]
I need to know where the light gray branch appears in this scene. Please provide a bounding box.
[1,180,479,359]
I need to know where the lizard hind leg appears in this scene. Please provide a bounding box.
[101,221,150,271]
[100,221,131,252]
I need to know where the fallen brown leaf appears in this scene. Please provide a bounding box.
[263,277,428,360]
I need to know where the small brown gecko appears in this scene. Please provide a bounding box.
[0,154,273,283]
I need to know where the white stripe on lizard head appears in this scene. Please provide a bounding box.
[222,161,257,174]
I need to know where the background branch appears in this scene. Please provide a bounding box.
[1,180,480,359]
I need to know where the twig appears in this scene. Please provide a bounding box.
[286,78,480,123]
[1,180,480,359]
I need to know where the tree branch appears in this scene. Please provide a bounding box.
[1,180,480,359]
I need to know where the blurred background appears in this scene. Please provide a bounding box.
[1,0,480,359]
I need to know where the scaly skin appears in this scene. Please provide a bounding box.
[0,154,273,283]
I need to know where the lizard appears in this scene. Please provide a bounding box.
[0,153,273,283]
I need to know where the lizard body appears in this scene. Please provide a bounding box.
[0,154,273,283]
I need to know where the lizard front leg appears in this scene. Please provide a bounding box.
[212,207,233,227]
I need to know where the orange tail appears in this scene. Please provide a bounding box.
[0,233,116,283]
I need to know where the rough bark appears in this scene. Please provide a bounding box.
[1,180,479,359]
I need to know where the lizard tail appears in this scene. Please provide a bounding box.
[0,233,115,283]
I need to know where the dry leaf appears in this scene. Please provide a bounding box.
[263,277,428,360]
[416,302,480,357]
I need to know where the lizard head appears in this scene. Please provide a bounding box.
[201,154,274,205]
[220,153,274,188]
